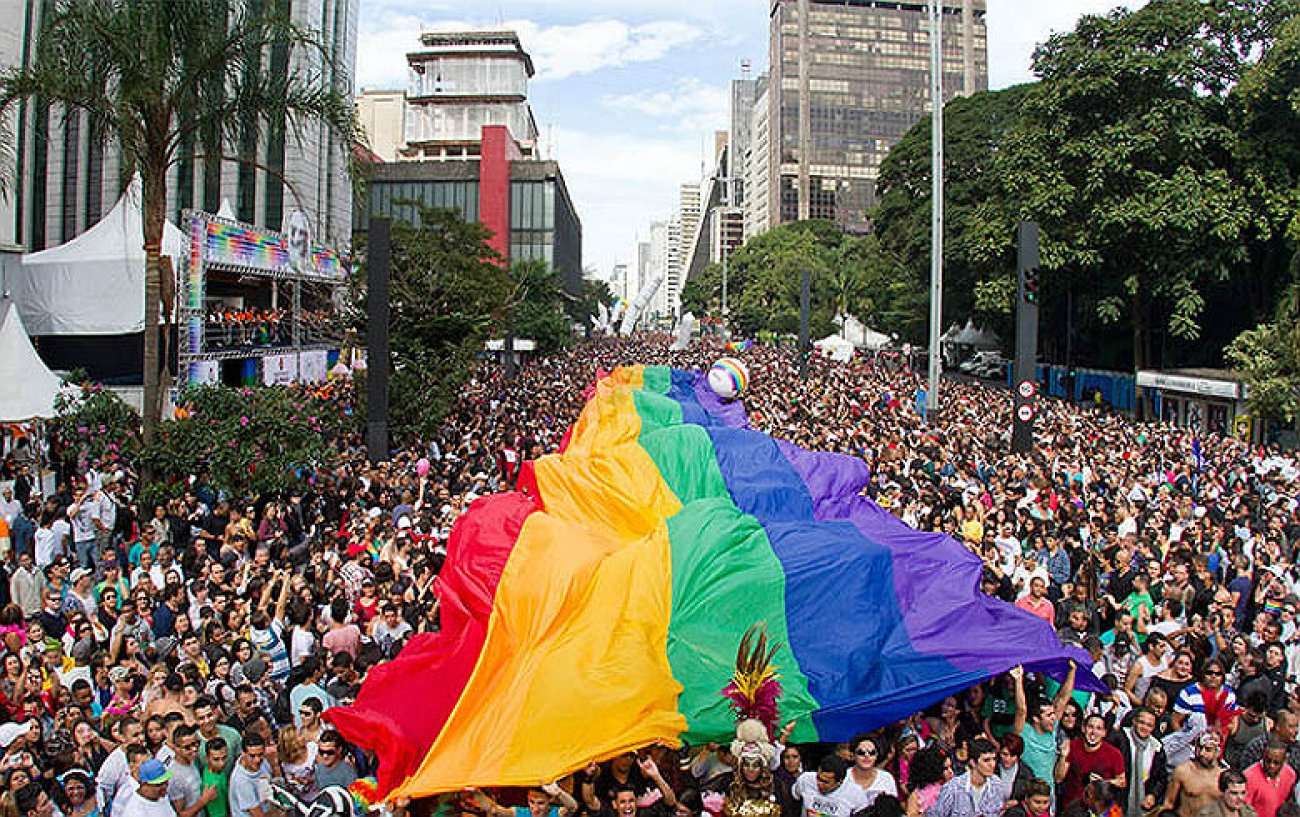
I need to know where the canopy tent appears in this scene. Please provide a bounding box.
[814,334,856,362]
[11,176,185,336]
[950,319,1000,349]
[837,315,893,351]
[0,299,61,421]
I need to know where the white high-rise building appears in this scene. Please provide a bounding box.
[401,30,538,160]
[643,222,667,322]
[743,74,771,241]
[671,184,700,316]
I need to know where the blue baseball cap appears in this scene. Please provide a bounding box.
[139,759,172,786]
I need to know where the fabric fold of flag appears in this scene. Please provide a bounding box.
[328,365,1102,799]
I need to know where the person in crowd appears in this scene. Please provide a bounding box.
[1011,663,1077,795]
[791,755,853,817]
[1242,741,1293,817]
[1164,732,1229,817]
[1198,770,1255,817]
[1058,714,1126,807]
[929,737,1006,817]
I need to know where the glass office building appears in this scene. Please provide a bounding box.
[766,0,987,232]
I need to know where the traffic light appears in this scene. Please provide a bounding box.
[1023,266,1040,304]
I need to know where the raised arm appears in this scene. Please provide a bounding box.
[639,756,678,808]
[542,782,579,817]
[1010,666,1027,735]
[1051,661,1077,719]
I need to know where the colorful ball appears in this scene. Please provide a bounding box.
[708,357,750,402]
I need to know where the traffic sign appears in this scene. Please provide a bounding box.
[1016,404,1034,423]
[1017,380,1035,399]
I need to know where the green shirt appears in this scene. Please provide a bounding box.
[202,766,230,817]
[199,724,243,768]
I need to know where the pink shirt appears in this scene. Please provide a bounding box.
[1015,595,1055,624]
[322,624,362,658]
[1245,761,1295,817]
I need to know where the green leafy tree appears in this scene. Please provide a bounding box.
[0,0,358,449]
[139,384,350,498]
[1226,282,1300,423]
[688,221,880,339]
[571,277,614,332]
[997,0,1282,372]
[874,85,1031,344]
[508,259,571,355]
[50,384,142,474]
[350,206,511,441]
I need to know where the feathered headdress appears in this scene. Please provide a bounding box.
[721,625,783,741]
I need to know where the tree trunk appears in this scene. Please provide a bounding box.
[141,165,167,459]
[1131,288,1147,419]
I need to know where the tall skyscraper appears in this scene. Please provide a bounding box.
[646,221,669,321]
[743,73,771,241]
[765,0,987,233]
[4,0,359,251]
[669,184,700,316]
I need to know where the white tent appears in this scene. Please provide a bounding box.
[814,334,856,362]
[11,176,186,335]
[0,299,61,420]
[837,315,893,351]
[951,318,1000,349]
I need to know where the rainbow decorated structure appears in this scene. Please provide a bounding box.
[327,365,1101,799]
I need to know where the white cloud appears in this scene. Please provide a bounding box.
[602,77,729,134]
[355,13,703,89]
[521,20,703,80]
[548,125,703,272]
[987,0,1148,89]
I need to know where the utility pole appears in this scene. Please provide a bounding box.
[366,218,392,464]
[799,267,811,380]
[926,0,946,416]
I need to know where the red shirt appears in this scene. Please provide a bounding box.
[1245,761,1296,817]
[1059,738,1125,807]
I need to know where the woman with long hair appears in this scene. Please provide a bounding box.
[905,744,951,813]
[723,749,779,817]
[277,725,319,801]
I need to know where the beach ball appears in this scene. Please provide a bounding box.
[708,357,749,402]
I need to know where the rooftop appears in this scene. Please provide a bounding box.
[409,29,535,77]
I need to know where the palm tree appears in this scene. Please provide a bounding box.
[0,0,358,448]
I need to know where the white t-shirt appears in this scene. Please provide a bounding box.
[844,768,896,807]
[34,528,59,568]
[791,772,858,817]
[119,791,177,817]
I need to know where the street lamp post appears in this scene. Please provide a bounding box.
[714,173,734,337]
[926,0,946,417]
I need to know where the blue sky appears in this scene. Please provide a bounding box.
[355,1,1145,278]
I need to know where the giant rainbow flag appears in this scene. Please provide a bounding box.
[326,365,1101,799]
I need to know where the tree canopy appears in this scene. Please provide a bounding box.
[870,0,1300,372]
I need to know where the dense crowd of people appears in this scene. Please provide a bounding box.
[0,335,1296,817]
